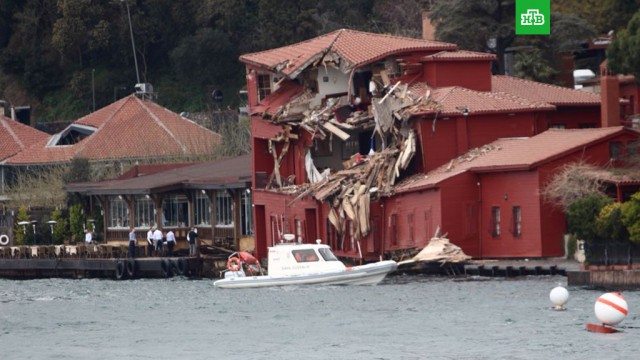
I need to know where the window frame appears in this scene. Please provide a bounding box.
[490,206,501,237]
[511,206,522,237]
[215,190,234,227]
[108,196,130,229]
[194,191,211,226]
[134,196,155,229]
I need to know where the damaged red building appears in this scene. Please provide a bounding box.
[241,29,638,262]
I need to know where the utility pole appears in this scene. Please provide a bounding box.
[122,0,140,84]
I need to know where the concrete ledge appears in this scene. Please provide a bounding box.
[568,270,640,289]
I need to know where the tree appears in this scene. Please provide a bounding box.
[13,205,30,246]
[607,11,640,80]
[429,0,516,74]
[596,202,628,242]
[69,203,85,243]
[51,208,69,245]
[553,0,640,34]
[541,162,607,211]
[513,47,557,82]
[429,1,595,77]
[621,192,640,244]
[566,194,613,242]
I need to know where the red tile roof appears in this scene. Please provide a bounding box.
[240,29,456,78]
[0,115,49,161]
[65,155,251,195]
[250,81,305,117]
[406,83,555,116]
[492,75,601,106]
[423,50,496,61]
[396,126,633,192]
[6,95,222,165]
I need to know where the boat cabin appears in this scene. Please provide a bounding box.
[267,238,345,277]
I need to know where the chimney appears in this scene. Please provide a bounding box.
[422,10,436,41]
[600,75,621,128]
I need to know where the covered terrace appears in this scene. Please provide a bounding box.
[64,155,253,252]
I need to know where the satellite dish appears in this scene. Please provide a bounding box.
[212,89,224,103]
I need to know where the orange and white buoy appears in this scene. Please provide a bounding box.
[585,292,628,333]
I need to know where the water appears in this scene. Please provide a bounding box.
[0,275,638,360]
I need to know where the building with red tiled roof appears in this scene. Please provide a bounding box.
[0,115,51,196]
[240,29,457,79]
[241,29,631,262]
[0,115,50,163]
[6,95,221,165]
[391,127,640,258]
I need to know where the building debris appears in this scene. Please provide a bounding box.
[261,78,446,241]
[400,236,471,266]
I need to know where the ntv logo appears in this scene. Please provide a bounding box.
[521,9,545,26]
[515,0,550,35]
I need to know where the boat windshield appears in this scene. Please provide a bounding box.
[292,249,319,262]
[318,248,339,261]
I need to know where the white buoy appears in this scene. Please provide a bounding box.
[549,286,569,310]
[594,292,628,326]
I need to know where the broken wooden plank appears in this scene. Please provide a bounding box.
[321,121,350,141]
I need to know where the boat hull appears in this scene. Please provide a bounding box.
[213,260,397,289]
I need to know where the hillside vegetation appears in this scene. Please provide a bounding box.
[0,0,636,122]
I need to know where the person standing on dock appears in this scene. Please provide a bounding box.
[153,227,163,256]
[187,228,198,257]
[129,227,137,258]
[146,228,154,256]
[84,229,92,244]
[166,230,176,256]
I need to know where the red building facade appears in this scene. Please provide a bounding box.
[241,29,633,262]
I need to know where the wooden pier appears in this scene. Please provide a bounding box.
[567,266,640,289]
[0,244,230,280]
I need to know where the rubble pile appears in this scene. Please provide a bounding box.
[411,236,471,264]
[262,78,444,241]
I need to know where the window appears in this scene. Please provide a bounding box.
[241,190,253,235]
[292,249,319,262]
[109,196,129,229]
[491,207,500,237]
[215,190,234,226]
[257,74,271,100]
[390,214,398,246]
[194,192,211,226]
[343,137,359,159]
[312,138,332,157]
[318,248,339,261]
[610,141,623,161]
[578,123,596,129]
[407,212,414,245]
[628,141,640,160]
[134,196,155,228]
[511,206,522,237]
[295,219,304,243]
[161,194,189,227]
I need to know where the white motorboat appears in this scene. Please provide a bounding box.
[213,238,397,289]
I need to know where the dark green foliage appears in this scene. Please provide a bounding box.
[64,158,91,183]
[13,204,30,245]
[621,192,640,244]
[567,194,613,242]
[51,208,69,245]
[429,0,516,74]
[608,11,640,79]
[0,0,629,117]
[69,203,85,243]
[596,203,628,242]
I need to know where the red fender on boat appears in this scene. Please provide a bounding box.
[238,251,259,265]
